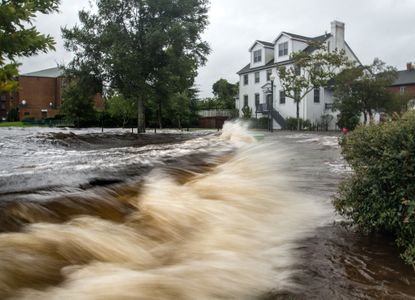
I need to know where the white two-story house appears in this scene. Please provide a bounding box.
[236,20,360,129]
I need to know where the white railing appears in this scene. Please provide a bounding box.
[198,109,238,118]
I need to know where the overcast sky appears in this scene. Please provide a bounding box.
[19,0,415,98]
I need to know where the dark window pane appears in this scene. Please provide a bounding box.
[279,91,285,104]
[244,95,248,107]
[253,50,262,63]
[255,72,260,83]
[314,88,320,103]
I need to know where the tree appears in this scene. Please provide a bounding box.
[333,58,397,125]
[241,105,252,119]
[168,91,190,129]
[107,93,137,128]
[212,79,238,109]
[277,43,350,130]
[62,0,210,133]
[0,0,60,91]
[60,81,96,127]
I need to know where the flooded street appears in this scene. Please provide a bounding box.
[0,124,414,299]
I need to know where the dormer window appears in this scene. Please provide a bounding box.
[253,50,262,63]
[278,42,288,57]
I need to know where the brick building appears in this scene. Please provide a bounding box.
[0,67,103,121]
[390,63,415,97]
[0,92,16,121]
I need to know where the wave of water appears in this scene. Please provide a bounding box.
[0,122,329,299]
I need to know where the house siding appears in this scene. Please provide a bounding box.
[237,21,359,130]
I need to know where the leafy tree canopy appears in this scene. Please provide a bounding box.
[107,93,137,128]
[0,0,60,91]
[333,58,398,125]
[212,78,238,109]
[277,43,351,130]
[62,0,210,132]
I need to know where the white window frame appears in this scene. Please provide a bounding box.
[243,74,248,85]
[255,72,260,83]
[278,42,288,57]
[255,93,260,107]
[253,50,262,63]
[243,95,248,107]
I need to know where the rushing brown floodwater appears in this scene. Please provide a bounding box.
[0,124,414,299]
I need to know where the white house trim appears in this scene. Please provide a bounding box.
[236,20,360,130]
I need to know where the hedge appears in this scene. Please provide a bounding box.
[334,111,415,267]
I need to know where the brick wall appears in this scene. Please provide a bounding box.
[390,84,415,96]
[18,76,61,120]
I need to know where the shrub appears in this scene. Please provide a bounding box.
[334,111,415,267]
[285,117,311,130]
[241,106,252,119]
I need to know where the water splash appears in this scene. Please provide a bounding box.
[0,122,328,299]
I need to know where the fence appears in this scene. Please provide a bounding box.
[197,109,239,118]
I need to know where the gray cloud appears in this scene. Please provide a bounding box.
[19,0,415,98]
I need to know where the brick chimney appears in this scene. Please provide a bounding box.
[331,20,345,51]
[407,62,413,71]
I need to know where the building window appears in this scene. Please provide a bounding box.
[279,90,285,104]
[253,49,262,63]
[243,95,248,107]
[400,86,406,95]
[255,94,260,107]
[314,87,320,103]
[266,69,272,81]
[327,41,331,52]
[255,72,260,83]
[278,42,288,57]
[0,95,6,111]
[243,74,248,85]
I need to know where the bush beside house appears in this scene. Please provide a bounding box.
[334,111,415,267]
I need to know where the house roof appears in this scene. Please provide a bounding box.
[238,33,332,75]
[303,34,331,53]
[257,40,274,47]
[281,31,314,41]
[20,67,63,78]
[392,70,415,86]
[237,58,293,75]
[249,40,275,51]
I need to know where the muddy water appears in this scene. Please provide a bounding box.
[0,125,414,299]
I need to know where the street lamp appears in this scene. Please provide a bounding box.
[269,74,276,132]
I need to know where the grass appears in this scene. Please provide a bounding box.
[0,121,49,127]
[0,121,25,127]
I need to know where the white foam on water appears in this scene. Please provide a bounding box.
[0,122,329,299]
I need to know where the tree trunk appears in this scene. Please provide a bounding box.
[158,99,162,129]
[363,112,368,124]
[137,96,145,135]
[296,100,300,131]
[368,110,373,122]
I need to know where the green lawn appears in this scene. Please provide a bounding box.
[0,122,25,127]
